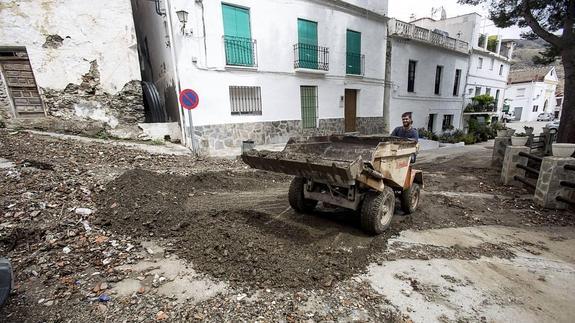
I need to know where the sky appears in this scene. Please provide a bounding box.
[388,0,528,39]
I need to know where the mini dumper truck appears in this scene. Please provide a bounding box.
[241,135,423,235]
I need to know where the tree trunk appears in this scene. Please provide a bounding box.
[558,48,575,143]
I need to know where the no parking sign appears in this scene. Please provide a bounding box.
[179,89,199,110]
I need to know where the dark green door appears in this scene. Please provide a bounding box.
[222,4,253,66]
[297,19,318,69]
[346,30,361,74]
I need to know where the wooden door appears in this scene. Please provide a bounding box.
[344,89,357,132]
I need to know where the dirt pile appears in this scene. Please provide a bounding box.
[96,169,385,289]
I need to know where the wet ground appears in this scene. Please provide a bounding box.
[0,129,574,322]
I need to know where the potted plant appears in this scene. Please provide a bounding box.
[552,143,575,157]
[506,128,516,137]
[511,132,529,146]
[493,122,507,137]
[523,126,534,135]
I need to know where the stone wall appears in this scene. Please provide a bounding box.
[193,117,386,152]
[0,73,13,124]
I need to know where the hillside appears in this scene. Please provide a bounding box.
[510,38,564,94]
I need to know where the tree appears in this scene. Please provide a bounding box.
[458,0,574,143]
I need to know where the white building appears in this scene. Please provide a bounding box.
[131,0,388,153]
[386,19,470,133]
[505,66,559,121]
[413,14,515,126]
[0,0,145,135]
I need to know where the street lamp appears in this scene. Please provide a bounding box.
[176,10,188,34]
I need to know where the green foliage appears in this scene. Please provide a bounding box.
[465,94,496,112]
[514,132,528,137]
[417,128,439,141]
[487,35,498,52]
[532,43,560,65]
[150,139,165,145]
[492,121,506,131]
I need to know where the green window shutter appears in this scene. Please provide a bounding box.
[300,86,317,128]
[297,19,318,69]
[346,30,361,75]
[222,4,253,66]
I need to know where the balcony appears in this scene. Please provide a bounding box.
[346,52,364,75]
[223,36,258,67]
[388,19,469,54]
[294,43,329,72]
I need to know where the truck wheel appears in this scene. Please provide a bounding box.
[288,177,317,213]
[401,183,421,214]
[361,187,395,235]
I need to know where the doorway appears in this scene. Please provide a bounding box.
[344,89,357,132]
[514,107,523,121]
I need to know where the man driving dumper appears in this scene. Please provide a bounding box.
[391,112,418,162]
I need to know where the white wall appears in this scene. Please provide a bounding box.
[0,0,141,93]
[414,14,480,47]
[167,0,388,127]
[388,38,469,133]
[465,52,510,112]
[505,81,557,121]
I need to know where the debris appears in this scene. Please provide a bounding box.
[75,207,93,216]
[63,246,72,254]
[98,294,111,302]
[156,311,169,321]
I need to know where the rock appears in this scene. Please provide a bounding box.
[63,246,71,254]
[156,311,169,321]
[98,294,111,302]
[100,282,109,290]
[75,207,93,216]
[44,300,54,306]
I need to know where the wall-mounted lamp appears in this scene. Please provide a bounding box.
[176,10,189,35]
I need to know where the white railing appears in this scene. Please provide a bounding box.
[389,19,469,54]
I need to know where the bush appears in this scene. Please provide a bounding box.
[462,134,477,145]
[438,129,466,143]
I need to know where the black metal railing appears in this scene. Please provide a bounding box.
[223,36,257,67]
[513,152,543,189]
[346,52,364,75]
[294,43,329,71]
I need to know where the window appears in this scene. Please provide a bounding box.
[442,114,454,131]
[495,89,500,105]
[499,64,504,75]
[407,60,416,92]
[229,86,262,115]
[300,86,317,128]
[475,87,481,96]
[428,114,436,132]
[222,4,254,66]
[485,87,491,96]
[453,69,461,96]
[517,88,526,97]
[468,88,474,95]
[532,105,538,112]
[490,58,494,70]
[434,65,443,95]
[297,19,318,70]
[346,30,362,75]
[478,57,483,69]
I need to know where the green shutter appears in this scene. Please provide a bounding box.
[300,86,317,128]
[346,30,361,75]
[297,19,318,69]
[222,4,253,66]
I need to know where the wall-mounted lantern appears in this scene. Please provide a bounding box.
[176,10,189,35]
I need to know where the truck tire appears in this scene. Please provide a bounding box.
[401,183,421,214]
[361,187,395,235]
[288,177,317,213]
[0,258,12,306]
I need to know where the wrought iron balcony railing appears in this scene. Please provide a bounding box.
[293,43,329,71]
[223,36,257,67]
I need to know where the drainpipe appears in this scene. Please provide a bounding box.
[165,0,197,153]
[382,38,392,134]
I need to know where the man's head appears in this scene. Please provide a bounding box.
[401,112,413,128]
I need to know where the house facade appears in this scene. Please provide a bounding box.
[131,0,388,153]
[386,19,470,133]
[413,14,514,126]
[0,0,145,136]
[505,66,559,122]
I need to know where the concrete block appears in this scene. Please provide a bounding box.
[534,157,575,209]
[492,137,511,167]
[501,146,530,185]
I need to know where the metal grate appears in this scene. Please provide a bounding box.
[229,86,262,115]
[300,86,317,128]
[294,44,329,71]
